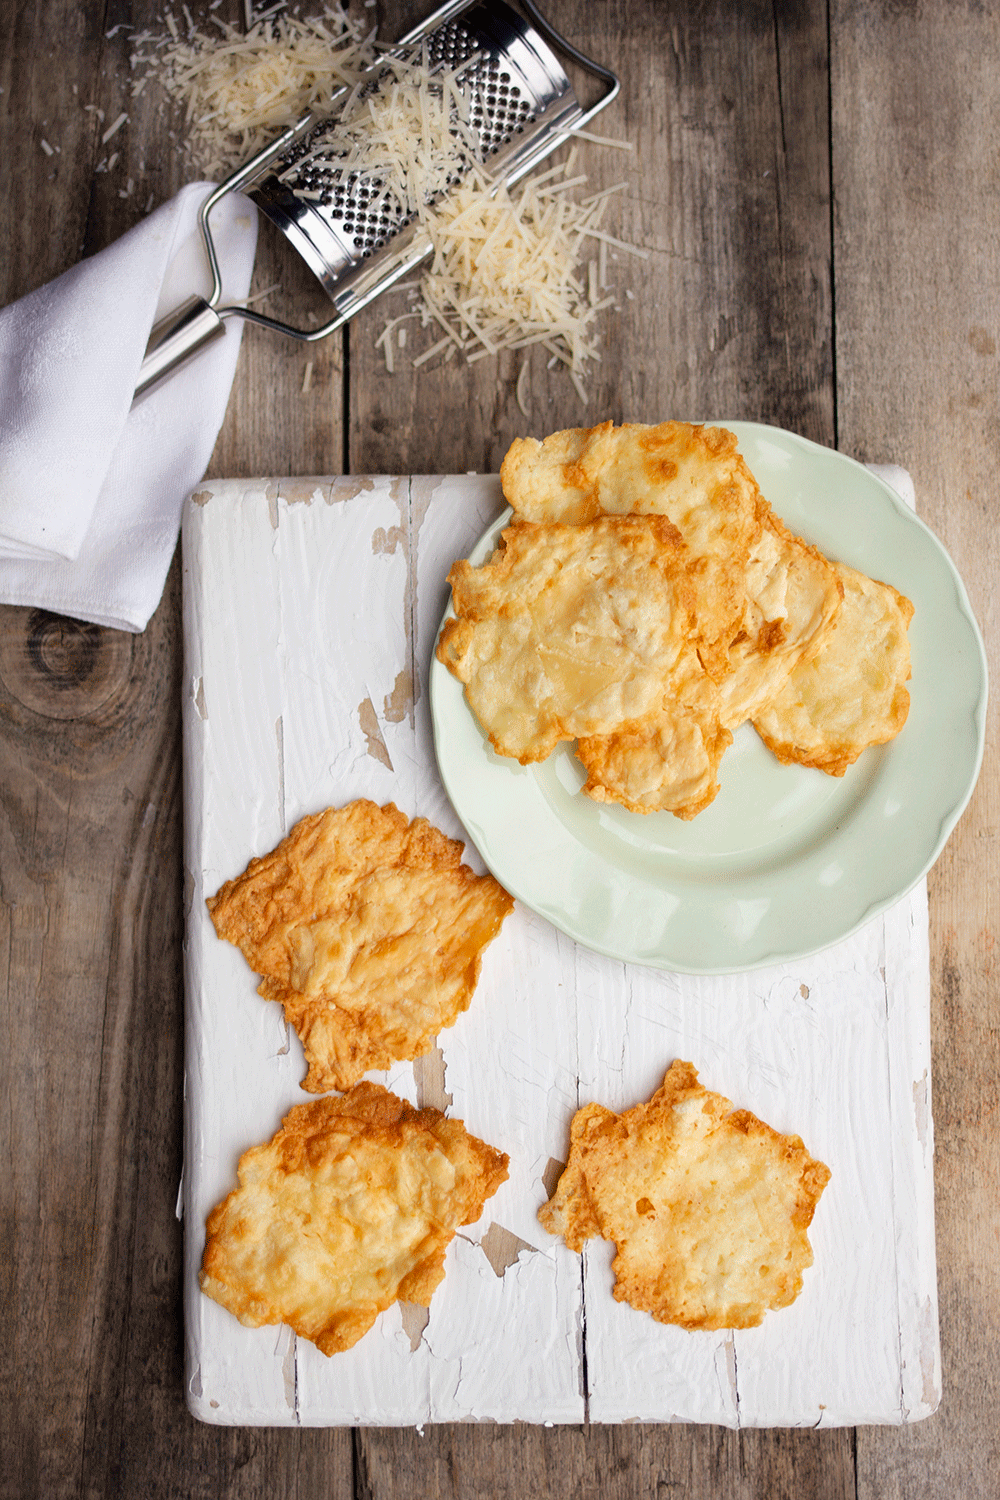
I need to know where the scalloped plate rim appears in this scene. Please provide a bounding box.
[429,421,988,974]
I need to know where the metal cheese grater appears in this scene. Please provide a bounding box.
[136,0,619,398]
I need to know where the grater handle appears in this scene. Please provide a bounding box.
[134,296,226,402]
[518,0,620,120]
[132,107,328,399]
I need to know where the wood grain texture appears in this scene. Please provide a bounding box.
[355,1422,858,1500]
[0,0,350,1493]
[206,232,347,480]
[349,0,834,473]
[831,3,1000,1496]
[1,0,996,1493]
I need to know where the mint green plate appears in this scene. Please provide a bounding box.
[429,423,987,973]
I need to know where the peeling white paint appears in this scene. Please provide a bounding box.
[275,1326,297,1412]
[399,1303,430,1351]
[913,1070,930,1149]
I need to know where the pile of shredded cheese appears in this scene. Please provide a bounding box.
[129,4,375,179]
[378,149,646,404]
[278,47,485,222]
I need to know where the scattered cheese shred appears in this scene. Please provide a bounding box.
[130,3,375,178]
[384,151,647,403]
[101,110,129,144]
[515,360,530,417]
[276,45,485,225]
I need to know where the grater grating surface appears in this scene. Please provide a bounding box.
[243,0,578,300]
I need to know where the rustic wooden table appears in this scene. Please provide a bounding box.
[2,1,996,1496]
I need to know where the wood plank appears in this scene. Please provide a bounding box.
[831,2,1000,1493]
[0,1,104,303]
[355,1421,858,1499]
[199,0,348,481]
[350,0,834,479]
[0,1,353,1494]
[206,234,346,481]
[349,0,849,1490]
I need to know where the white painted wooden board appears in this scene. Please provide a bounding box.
[180,470,940,1428]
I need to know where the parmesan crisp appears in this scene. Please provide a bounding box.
[200,1083,509,1355]
[437,420,913,816]
[539,1060,830,1331]
[500,419,766,681]
[437,513,706,764]
[206,800,513,1092]
[753,561,914,776]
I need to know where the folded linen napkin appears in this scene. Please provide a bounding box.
[867,463,915,511]
[0,182,258,632]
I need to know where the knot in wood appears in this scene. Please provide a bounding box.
[0,609,134,720]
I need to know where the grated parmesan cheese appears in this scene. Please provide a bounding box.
[382,151,648,404]
[130,3,375,179]
[276,45,487,226]
[515,360,531,417]
[102,110,129,144]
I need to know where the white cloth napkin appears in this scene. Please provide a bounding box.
[0,182,258,631]
[867,463,915,511]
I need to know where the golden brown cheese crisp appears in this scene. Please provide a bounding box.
[539,1060,830,1331]
[436,514,709,767]
[753,561,914,775]
[576,679,732,819]
[716,511,844,730]
[500,419,768,681]
[439,420,914,818]
[206,800,513,1092]
[200,1083,509,1355]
